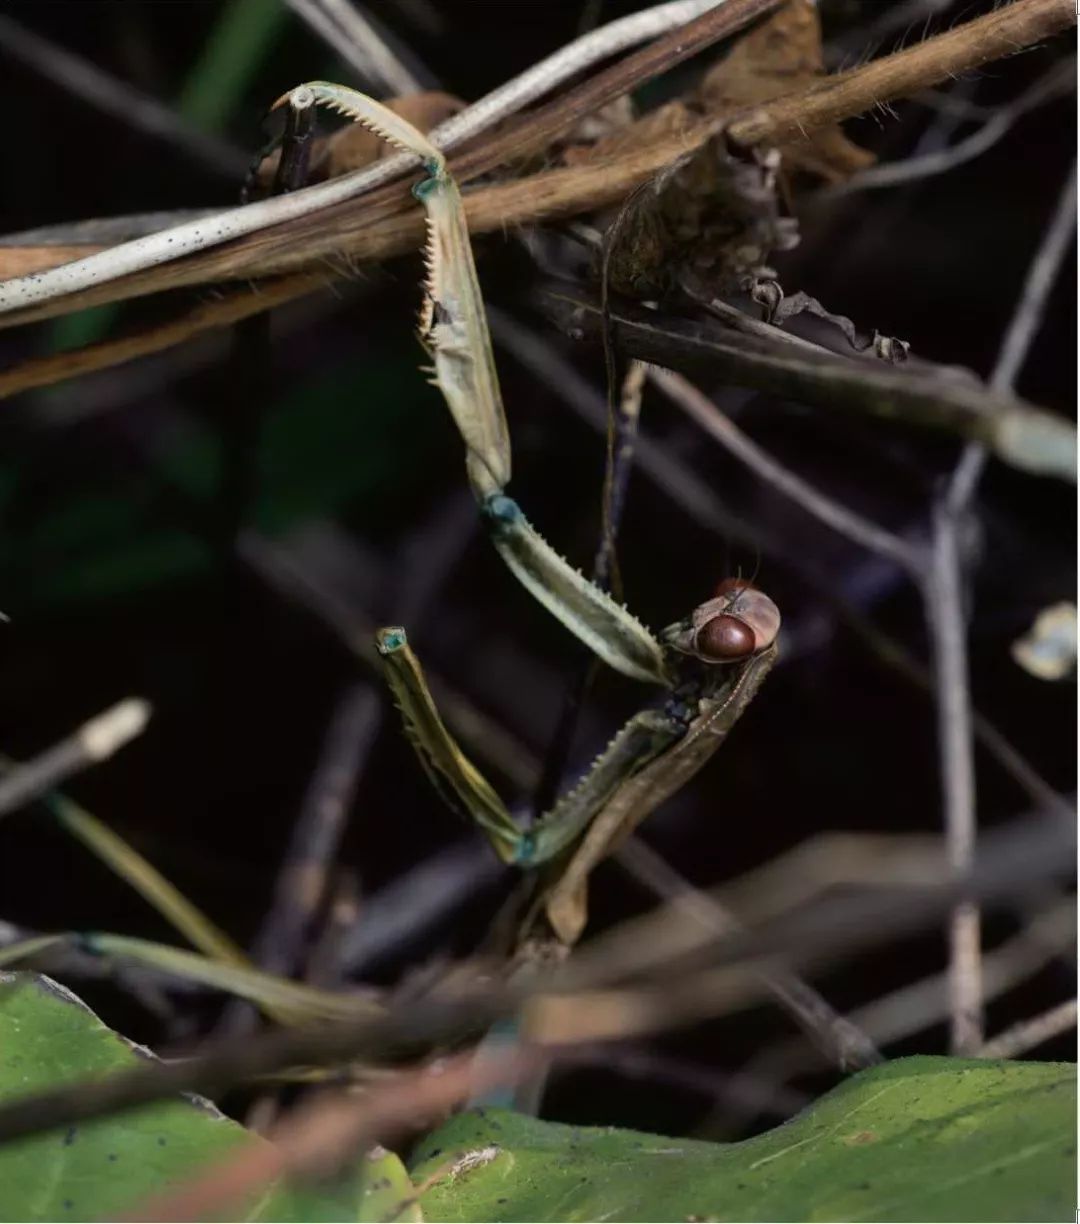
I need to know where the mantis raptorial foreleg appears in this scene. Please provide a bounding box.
[274,83,781,887]
[375,627,683,866]
[272,83,669,687]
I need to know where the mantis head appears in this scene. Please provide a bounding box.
[663,579,780,665]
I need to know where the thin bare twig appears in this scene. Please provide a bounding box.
[0,273,328,401]
[648,367,922,571]
[976,999,1078,1059]
[991,163,1078,397]
[538,285,1076,482]
[250,686,381,978]
[615,836,882,1070]
[0,701,150,818]
[822,58,1075,196]
[933,163,1077,1053]
[705,898,1075,1133]
[284,0,423,96]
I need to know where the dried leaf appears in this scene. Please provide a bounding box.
[1011,602,1078,681]
[699,0,875,183]
[599,136,799,298]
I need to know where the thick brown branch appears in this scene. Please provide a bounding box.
[728,0,1076,147]
[0,0,1072,367]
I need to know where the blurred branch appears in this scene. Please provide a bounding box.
[932,161,1077,1052]
[976,999,1078,1059]
[616,835,882,1070]
[648,366,921,569]
[284,0,424,96]
[566,812,1074,995]
[706,897,1075,1134]
[0,701,150,818]
[822,58,1075,196]
[249,685,381,979]
[0,812,1062,1145]
[825,0,954,67]
[991,163,1077,397]
[336,841,505,975]
[0,273,327,401]
[128,1047,528,1222]
[0,810,1068,1147]
[0,13,246,179]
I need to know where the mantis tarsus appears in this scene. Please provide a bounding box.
[274,83,780,935]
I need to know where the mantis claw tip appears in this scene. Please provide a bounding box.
[376,626,409,655]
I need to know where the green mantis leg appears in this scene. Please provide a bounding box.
[274,83,670,688]
[375,628,683,867]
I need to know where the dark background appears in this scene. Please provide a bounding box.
[0,0,1074,1140]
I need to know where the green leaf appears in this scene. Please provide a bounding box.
[175,0,289,133]
[0,973,417,1222]
[410,1056,1076,1223]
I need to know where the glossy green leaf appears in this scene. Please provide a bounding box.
[411,1056,1076,1223]
[0,973,418,1222]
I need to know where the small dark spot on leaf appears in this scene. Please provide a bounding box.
[856,1182,871,1191]
[108,1153,118,1162]
[157,1137,167,1147]
[497,1198,508,1205]
[62,1127,77,1146]
[62,1201,73,1211]
[427,1148,442,1158]
[736,1183,747,1191]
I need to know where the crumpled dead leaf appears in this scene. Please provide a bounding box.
[1011,602,1077,681]
[699,0,875,183]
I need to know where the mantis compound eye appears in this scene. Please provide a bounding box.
[696,613,757,661]
[664,581,781,664]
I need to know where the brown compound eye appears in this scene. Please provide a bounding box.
[695,613,756,661]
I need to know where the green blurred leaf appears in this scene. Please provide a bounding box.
[411,1056,1076,1223]
[2,341,446,612]
[176,0,289,133]
[253,350,445,534]
[0,972,418,1222]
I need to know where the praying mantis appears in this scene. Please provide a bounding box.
[273,82,781,942]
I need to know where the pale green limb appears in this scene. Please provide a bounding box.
[483,496,670,686]
[545,645,779,943]
[45,793,250,970]
[376,627,521,862]
[283,81,669,687]
[0,932,381,1023]
[0,752,335,1026]
[375,627,680,867]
